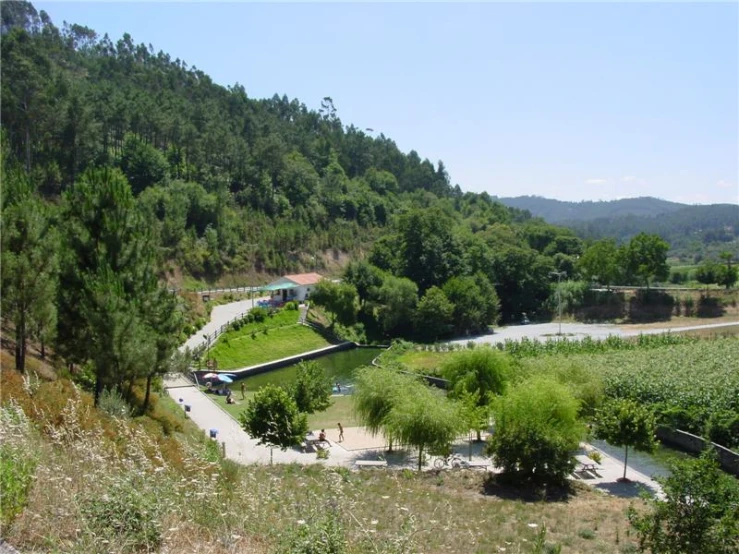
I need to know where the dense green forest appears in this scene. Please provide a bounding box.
[498,196,739,261]
[496,195,687,222]
[564,204,739,262]
[0,3,581,303]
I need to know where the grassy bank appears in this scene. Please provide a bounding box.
[207,324,331,369]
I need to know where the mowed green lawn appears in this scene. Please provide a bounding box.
[394,350,450,373]
[208,325,331,369]
[206,391,358,430]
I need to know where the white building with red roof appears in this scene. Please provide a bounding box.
[263,272,323,303]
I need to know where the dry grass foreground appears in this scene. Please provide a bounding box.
[1,365,643,554]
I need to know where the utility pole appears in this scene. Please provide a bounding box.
[550,271,566,336]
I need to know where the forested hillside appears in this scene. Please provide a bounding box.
[1,1,460,280]
[566,204,739,262]
[496,196,686,222]
[1,1,586,314]
[498,196,739,261]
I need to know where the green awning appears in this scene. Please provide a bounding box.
[261,282,299,291]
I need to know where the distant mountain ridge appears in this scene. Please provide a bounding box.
[495,195,739,260]
[495,195,687,223]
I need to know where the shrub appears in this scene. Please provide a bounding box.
[587,451,603,464]
[629,451,739,554]
[98,388,131,419]
[285,301,298,311]
[251,306,268,322]
[705,410,739,449]
[486,377,584,487]
[0,405,37,529]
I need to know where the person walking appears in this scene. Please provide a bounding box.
[240,382,246,400]
[337,422,344,442]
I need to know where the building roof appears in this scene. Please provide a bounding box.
[284,272,323,286]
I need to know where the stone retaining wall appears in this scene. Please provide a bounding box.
[656,426,739,476]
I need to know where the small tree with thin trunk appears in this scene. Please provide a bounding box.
[386,384,463,471]
[290,360,332,414]
[594,398,657,481]
[240,385,307,464]
[458,390,490,461]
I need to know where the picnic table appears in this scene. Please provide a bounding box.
[303,433,330,452]
[575,454,600,476]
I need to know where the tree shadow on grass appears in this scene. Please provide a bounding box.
[595,479,653,499]
[481,473,575,503]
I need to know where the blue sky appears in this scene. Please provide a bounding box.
[38,2,738,205]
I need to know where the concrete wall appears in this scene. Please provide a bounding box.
[656,426,739,476]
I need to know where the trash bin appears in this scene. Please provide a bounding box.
[209,428,218,439]
[185,405,191,413]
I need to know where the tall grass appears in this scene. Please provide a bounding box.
[1,367,641,553]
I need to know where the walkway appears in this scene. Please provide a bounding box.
[166,379,662,497]
[180,296,270,352]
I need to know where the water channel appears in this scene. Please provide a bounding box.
[237,347,383,392]
[590,439,691,479]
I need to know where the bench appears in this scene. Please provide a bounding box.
[355,460,388,468]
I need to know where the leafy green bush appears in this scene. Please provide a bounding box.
[251,306,268,322]
[0,443,37,528]
[285,301,298,311]
[486,377,584,487]
[629,451,739,553]
[705,410,739,449]
[587,451,602,464]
